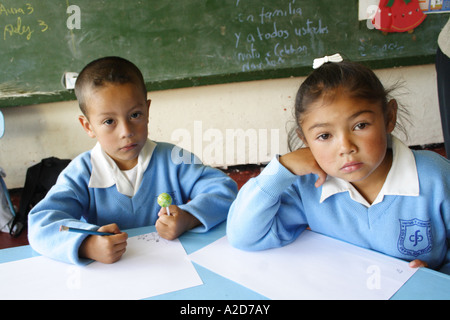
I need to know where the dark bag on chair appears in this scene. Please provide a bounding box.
[0,167,15,233]
[10,157,71,237]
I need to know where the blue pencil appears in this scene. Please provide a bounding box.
[59,225,114,236]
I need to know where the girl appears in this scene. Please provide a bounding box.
[227,58,450,274]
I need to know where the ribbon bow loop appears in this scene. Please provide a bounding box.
[313,53,343,69]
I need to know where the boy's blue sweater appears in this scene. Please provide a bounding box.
[28,141,237,265]
[227,150,450,274]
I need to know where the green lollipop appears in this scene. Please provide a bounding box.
[157,193,172,215]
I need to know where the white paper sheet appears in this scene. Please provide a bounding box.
[189,230,417,300]
[0,232,202,300]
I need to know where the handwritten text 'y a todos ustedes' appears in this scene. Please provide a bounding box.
[233,0,329,72]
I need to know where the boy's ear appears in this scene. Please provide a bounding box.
[146,99,151,123]
[386,99,398,134]
[78,115,96,138]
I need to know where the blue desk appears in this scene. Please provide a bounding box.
[1,222,449,300]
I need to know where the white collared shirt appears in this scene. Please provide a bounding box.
[88,139,156,197]
[320,136,419,207]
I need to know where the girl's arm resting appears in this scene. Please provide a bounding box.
[439,200,450,275]
[227,156,308,251]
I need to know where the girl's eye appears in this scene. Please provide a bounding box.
[317,133,330,141]
[103,119,114,125]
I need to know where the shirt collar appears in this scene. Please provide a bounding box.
[320,135,419,207]
[88,139,156,197]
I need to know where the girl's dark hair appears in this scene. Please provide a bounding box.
[75,56,147,116]
[288,61,408,151]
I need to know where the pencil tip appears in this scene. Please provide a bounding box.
[59,225,68,232]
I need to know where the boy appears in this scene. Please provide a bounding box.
[28,57,238,265]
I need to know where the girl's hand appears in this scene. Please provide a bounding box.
[409,259,429,269]
[156,205,201,240]
[279,147,327,187]
[79,223,128,264]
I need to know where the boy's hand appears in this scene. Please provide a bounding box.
[79,223,128,264]
[156,205,201,240]
[279,147,327,187]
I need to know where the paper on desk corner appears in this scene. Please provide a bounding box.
[189,230,417,300]
[0,232,202,300]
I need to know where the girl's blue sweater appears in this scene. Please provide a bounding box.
[227,149,450,274]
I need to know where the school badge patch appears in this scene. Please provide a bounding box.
[398,219,432,257]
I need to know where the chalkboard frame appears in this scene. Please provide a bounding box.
[0,53,438,108]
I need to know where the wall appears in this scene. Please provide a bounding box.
[0,64,444,189]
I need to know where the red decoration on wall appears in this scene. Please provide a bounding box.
[372,0,394,32]
[372,0,426,33]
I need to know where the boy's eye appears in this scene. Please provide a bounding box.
[130,112,142,119]
[354,122,368,130]
[103,119,114,125]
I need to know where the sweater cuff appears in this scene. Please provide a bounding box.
[67,222,99,265]
[255,155,297,198]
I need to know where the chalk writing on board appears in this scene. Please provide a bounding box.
[0,2,49,41]
[232,0,329,72]
[358,39,405,57]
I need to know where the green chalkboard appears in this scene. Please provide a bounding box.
[0,0,448,107]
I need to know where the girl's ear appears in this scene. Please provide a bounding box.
[296,128,309,147]
[78,115,96,138]
[386,99,398,134]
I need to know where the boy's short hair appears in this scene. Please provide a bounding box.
[75,56,147,116]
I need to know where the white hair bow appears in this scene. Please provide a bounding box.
[313,53,343,69]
